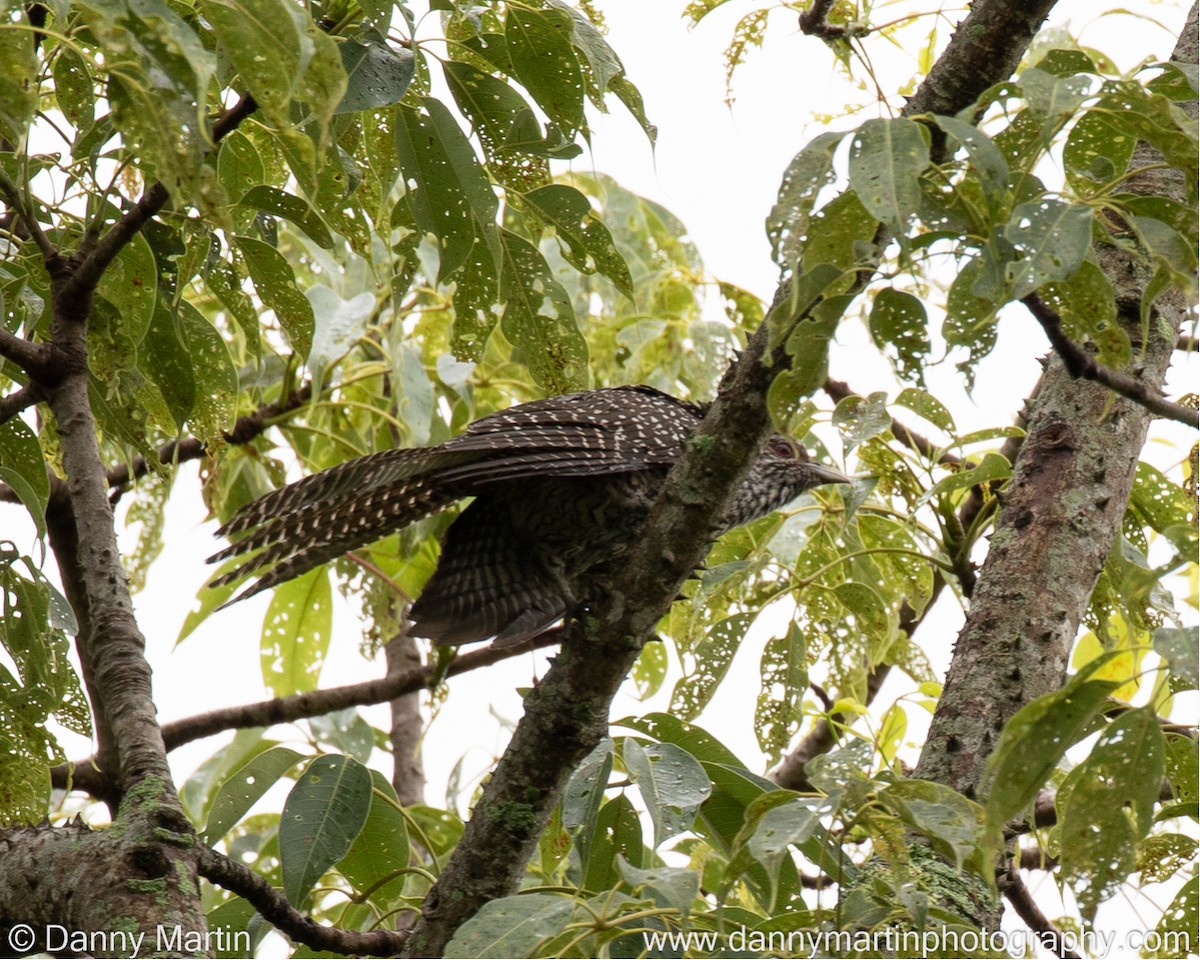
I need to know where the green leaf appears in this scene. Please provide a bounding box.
[178,301,237,445]
[337,771,411,908]
[280,754,372,906]
[305,287,374,388]
[608,74,656,146]
[260,567,332,697]
[238,186,333,249]
[562,739,612,870]
[868,289,930,387]
[204,253,262,354]
[617,859,700,915]
[0,18,37,140]
[1040,258,1126,366]
[235,235,316,357]
[943,256,998,385]
[96,224,156,341]
[623,740,712,848]
[51,44,94,134]
[199,0,311,126]
[925,451,1010,502]
[202,746,304,842]
[217,131,266,199]
[583,794,643,891]
[523,184,633,299]
[497,229,587,393]
[834,581,890,643]
[878,779,984,872]
[746,797,820,890]
[670,611,755,721]
[767,131,845,271]
[1064,107,1137,192]
[934,115,1010,214]
[1153,627,1199,693]
[394,99,500,283]
[444,894,575,959]
[1059,707,1165,921]
[0,418,48,538]
[141,302,196,431]
[847,118,930,231]
[983,663,1121,844]
[756,625,808,765]
[1003,198,1093,299]
[832,391,891,454]
[81,0,222,213]
[615,713,743,768]
[505,5,585,137]
[549,0,622,98]
[1156,877,1198,952]
[894,387,954,434]
[336,29,414,114]
[1129,215,1199,302]
[178,729,272,825]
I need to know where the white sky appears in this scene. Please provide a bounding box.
[6,1,1194,955]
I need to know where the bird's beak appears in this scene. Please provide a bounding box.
[810,464,854,486]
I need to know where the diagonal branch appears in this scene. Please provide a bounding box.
[68,94,259,296]
[0,382,43,425]
[0,329,52,379]
[1022,294,1198,428]
[197,846,406,956]
[999,869,1081,960]
[0,172,59,265]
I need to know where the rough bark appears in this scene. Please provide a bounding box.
[913,1,1197,801]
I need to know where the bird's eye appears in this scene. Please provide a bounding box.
[766,436,803,459]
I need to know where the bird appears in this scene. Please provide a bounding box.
[208,385,849,647]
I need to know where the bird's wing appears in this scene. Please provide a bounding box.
[209,385,705,603]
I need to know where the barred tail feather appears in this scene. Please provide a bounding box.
[212,478,459,604]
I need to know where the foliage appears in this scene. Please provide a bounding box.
[0,0,1195,956]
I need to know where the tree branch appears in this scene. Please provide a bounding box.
[197,846,405,957]
[0,382,42,425]
[1021,294,1199,428]
[0,172,59,265]
[999,869,1081,960]
[51,629,562,792]
[0,329,52,379]
[69,94,258,296]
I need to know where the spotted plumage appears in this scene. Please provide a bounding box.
[210,385,848,646]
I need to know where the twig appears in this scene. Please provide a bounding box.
[798,0,847,39]
[0,172,59,265]
[1022,295,1199,428]
[197,846,406,957]
[106,385,313,497]
[1177,334,1197,352]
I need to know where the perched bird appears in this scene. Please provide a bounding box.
[209,385,848,646]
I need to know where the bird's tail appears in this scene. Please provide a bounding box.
[209,448,469,604]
